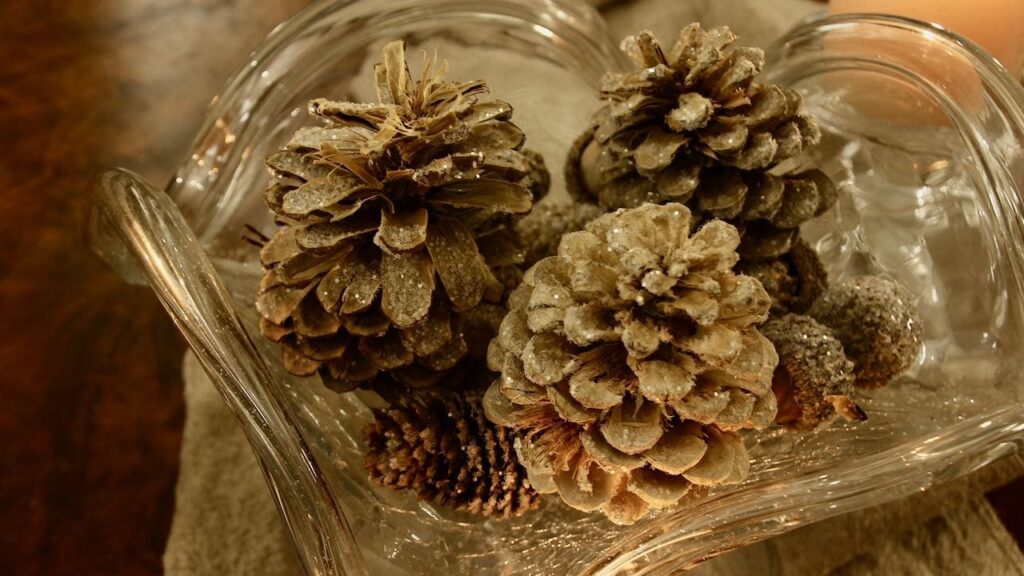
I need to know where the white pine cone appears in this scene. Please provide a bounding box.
[483,203,778,524]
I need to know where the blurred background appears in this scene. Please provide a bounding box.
[0,2,311,574]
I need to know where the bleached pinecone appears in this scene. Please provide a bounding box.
[255,40,546,391]
[565,25,836,256]
[736,239,828,315]
[482,203,778,524]
[365,388,541,519]
[761,314,864,430]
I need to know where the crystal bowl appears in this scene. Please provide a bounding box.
[88,2,1024,574]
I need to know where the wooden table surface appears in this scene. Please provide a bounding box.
[0,1,1020,576]
[0,2,310,574]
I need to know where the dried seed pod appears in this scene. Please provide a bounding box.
[761,314,864,430]
[565,24,837,259]
[483,203,776,524]
[256,40,547,390]
[364,387,541,519]
[737,239,828,315]
[809,276,923,388]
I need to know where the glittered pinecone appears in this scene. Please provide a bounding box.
[255,40,546,391]
[364,389,541,519]
[809,275,923,388]
[482,203,778,524]
[761,314,864,430]
[565,25,836,255]
[515,200,604,268]
[736,239,828,315]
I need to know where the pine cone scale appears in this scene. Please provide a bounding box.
[337,249,380,315]
[265,150,332,182]
[259,226,302,266]
[400,301,453,357]
[380,250,435,328]
[430,179,533,212]
[375,208,428,253]
[296,212,378,251]
[280,175,363,216]
[296,332,348,361]
[424,217,490,311]
[293,294,342,337]
[256,282,315,325]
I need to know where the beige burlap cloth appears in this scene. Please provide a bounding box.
[163,2,1024,574]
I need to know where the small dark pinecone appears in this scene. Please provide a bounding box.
[565,24,837,258]
[365,389,541,519]
[255,40,546,392]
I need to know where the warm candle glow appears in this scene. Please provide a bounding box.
[831,0,1024,78]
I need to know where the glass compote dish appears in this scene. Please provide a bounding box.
[88,1,1024,574]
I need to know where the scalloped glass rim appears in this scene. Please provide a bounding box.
[87,5,1024,576]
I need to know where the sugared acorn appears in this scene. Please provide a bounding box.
[761,314,865,430]
[809,275,922,389]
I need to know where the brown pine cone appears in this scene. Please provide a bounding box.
[565,25,837,254]
[482,203,777,524]
[737,239,828,314]
[761,314,864,431]
[255,40,546,391]
[364,388,541,519]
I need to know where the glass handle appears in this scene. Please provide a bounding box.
[87,168,370,576]
[86,171,151,287]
